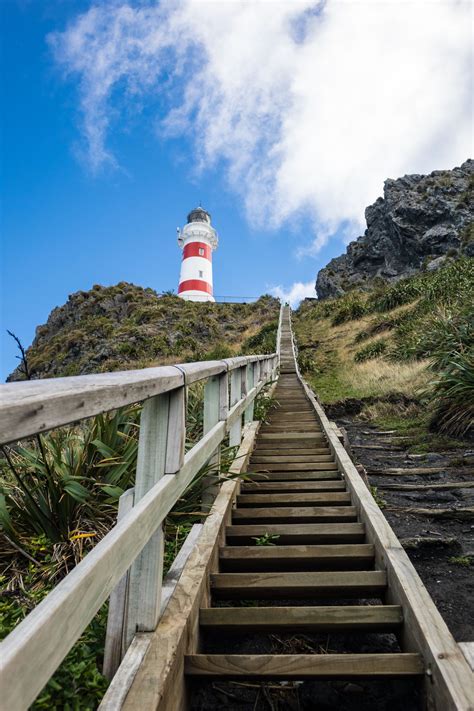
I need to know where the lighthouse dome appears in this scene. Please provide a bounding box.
[187,206,211,224]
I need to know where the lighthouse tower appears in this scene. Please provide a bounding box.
[177,207,218,302]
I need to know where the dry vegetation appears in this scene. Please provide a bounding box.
[293,258,473,441]
[295,301,430,402]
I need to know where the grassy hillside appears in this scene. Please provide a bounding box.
[8,284,279,380]
[294,257,473,443]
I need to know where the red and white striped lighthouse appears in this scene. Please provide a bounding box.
[177,207,218,302]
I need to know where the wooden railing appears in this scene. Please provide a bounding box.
[0,350,279,711]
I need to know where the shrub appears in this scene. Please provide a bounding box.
[331,294,367,325]
[1,406,140,543]
[354,329,371,344]
[354,340,388,362]
[368,279,422,312]
[298,350,316,373]
[204,344,234,360]
[427,350,474,438]
[241,320,278,354]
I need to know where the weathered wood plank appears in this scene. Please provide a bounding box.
[252,462,337,471]
[219,544,374,571]
[232,506,357,524]
[258,432,325,440]
[125,394,168,649]
[241,481,346,492]
[202,375,225,511]
[211,570,387,597]
[0,354,275,445]
[229,367,243,447]
[262,424,323,432]
[225,522,366,544]
[0,366,183,445]
[164,386,186,474]
[251,454,337,472]
[99,524,202,707]
[251,453,331,462]
[184,653,424,678]
[237,492,351,506]
[249,471,341,481]
[199,605,402,631]
[103,489,134,681]
[367,466,474,476]
[253,448,328,456]
[459,642,474,671]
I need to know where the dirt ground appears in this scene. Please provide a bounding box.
[338,415,474,642]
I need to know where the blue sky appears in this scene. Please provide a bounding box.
[1,1,471,381]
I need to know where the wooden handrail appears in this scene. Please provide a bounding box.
[0,350,278,711]
[0,354,276,445]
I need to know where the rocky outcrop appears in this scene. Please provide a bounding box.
[7,283,279,380]
[316,159,473,299]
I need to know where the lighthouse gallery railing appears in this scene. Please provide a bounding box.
[0,350,279,711]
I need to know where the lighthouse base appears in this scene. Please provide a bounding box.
[178,291,215,303]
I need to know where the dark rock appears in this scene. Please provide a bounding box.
[316,159,473,298]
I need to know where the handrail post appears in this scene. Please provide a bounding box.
[124,383,185,650]
[103,488,135,680]
[202,370,228,511]
[244,362,255,424]
[229,366,242,447]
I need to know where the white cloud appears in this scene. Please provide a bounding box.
[50,0,472,249]
[271,281,316,308]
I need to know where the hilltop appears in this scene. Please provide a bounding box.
[8,284,279,380]
[317,159,473,299]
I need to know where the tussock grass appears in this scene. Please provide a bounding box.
[294,257,473,440]
[347,359,430,399]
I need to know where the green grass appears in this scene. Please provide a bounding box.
[448,556,472,567]
[370,486,386,509]
[364,409,467,453]
[252,533,280,546]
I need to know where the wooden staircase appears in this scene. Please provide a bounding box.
[112,305,473,711]
[184,309,424,688]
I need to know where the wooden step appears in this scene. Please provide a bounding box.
[252,462,337,471]
[251,453,331,463]
[250,471,340,481]
[219,544,375,571]
[268,415,317,423]
[241,481,346,492]
[210,570,387,598]
[184,653,423,678]
[256,439,327,449]
[262,425,323,433]
[273,401,313,406]
[225,523,366,546]
[232,506,357,524]
[200,605,402,631]
[253,448,329,456]
[237,492,352,507]
[258,432,325,440]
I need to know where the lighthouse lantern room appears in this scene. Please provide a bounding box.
[177,207,218,302]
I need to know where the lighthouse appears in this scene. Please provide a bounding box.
[177,206,218,302]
